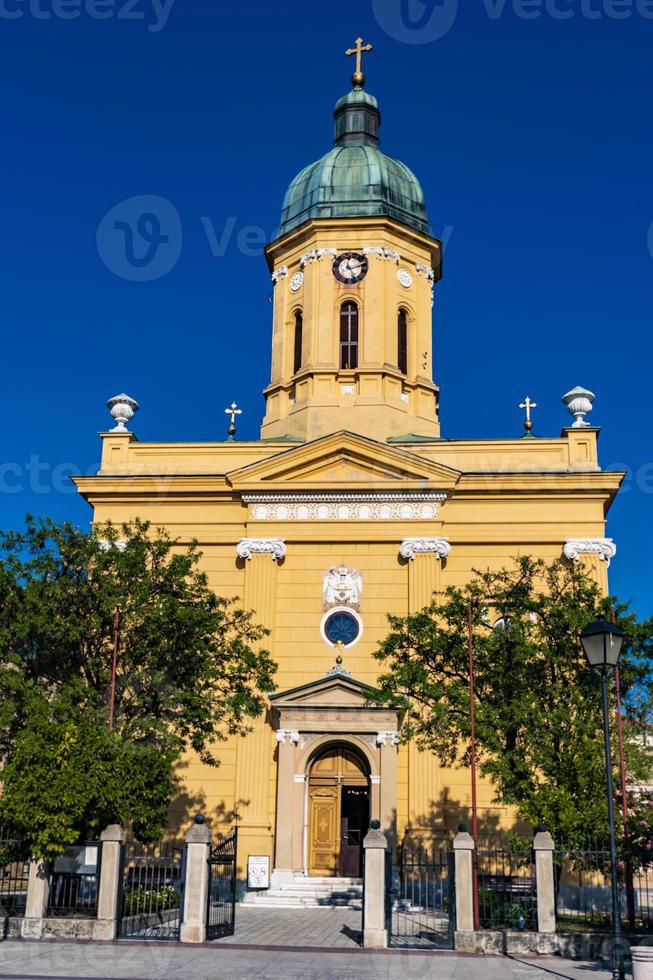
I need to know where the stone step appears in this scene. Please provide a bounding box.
[241,874,364,909]
[240,895,363,909]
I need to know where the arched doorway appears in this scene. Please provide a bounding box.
[308,745,370,877]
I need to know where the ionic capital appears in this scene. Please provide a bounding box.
[400,538,451,562]
[563,538,616,567]
[237,539,286,562]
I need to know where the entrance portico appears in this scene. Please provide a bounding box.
[269,664,401,886]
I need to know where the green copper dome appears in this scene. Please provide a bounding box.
[277,88,429,238]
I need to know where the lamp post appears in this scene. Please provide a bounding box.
[580,616,625,980]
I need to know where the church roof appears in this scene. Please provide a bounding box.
[277,86,429,238]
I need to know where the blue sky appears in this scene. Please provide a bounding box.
[1,0,651,614]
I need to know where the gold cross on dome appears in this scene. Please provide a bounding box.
[519,396,538,433]
[346,37,373,88]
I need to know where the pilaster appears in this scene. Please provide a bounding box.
[403,538,450,836]
[21,860,50,939]
[95,824,125,941]
[533,829,556,934]
[453,828,475,935]
[179,817,211,944]
[362,823,389,949]
[234,542,281,861]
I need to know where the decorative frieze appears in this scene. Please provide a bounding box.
[276,730,300,745]
[400,538,451,562]
[362,246,401,264]
[416,263,435,283]
[271,266,288,284]
[243,493,447,523]
[563,538,617,567]
[300,248,337,267]
[236,538,287,562]
[376,732,401,747]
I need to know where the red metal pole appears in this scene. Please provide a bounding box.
[109,606,120,732]
[468,602,480,930]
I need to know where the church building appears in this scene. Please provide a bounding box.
[75,42,621,894]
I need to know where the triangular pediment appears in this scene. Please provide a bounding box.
[228,431,460,492]
[269,671,379,709]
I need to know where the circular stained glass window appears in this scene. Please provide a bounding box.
[323,610,361,647]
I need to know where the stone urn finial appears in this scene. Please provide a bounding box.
[562,386,595,428]
[107,394,139,433]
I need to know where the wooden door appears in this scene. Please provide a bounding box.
[309,786,339,875]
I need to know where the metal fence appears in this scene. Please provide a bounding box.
[476,837,537,931]
[387,837,454,948]
[0,829,29,918]
[554,840,613,931]
[47,843,101,918]
[554,840,653,933]
[118,839,185,940]
[206,827,238,941]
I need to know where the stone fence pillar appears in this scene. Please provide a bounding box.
[533,827,556,934]
[95,824,125,941]
[363,821,388,949]
[180,815,211,944]
[21,859,51,939]
[453,826,475,934]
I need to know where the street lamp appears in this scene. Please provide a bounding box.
[580,616,625,980]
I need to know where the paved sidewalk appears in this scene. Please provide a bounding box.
[0,941,623,980]
[218,905,362,947]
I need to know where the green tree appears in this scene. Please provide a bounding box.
[0,516,276,857]
[373,557,652,842]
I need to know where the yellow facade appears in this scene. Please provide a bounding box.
[74,61,623,885]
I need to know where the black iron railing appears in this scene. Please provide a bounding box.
[554,839,653,933]
[118,839,184,940]
[476,837,537,931]
[47,844,101,918]
[0,828,29,918]
[387,837,454,948]
[206,827,238,941]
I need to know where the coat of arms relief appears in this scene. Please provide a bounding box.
[323,564,363,611]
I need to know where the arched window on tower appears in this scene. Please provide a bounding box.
[398,308,408,375]
[340,301,359,370]
[293,311,303,374]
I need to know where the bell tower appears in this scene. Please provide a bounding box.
[260,42,442,443]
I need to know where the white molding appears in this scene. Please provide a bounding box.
[294,774,307,783]
[362,246,401,264]
[271,266,288,284]
[300,248,338,267]
[98,539,128,553]
[237,539,286,562]
[400,538,451,562]
[563,538,616,567]
[276,730,300,745]
[376,732,401,747]
[416,263,435,283]
[369,775,381,784]
[244,492,447,523]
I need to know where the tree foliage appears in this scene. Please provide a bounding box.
[0,516,276,857]
[373,557,652,842]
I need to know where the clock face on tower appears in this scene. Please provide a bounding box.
[332,252,369,285]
